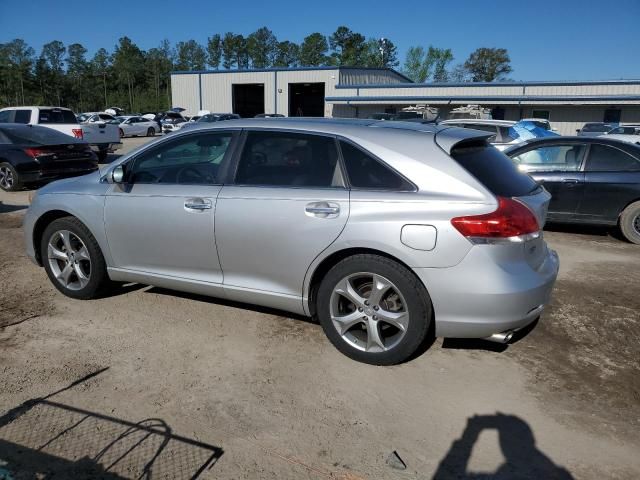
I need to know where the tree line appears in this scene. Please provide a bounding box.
[0,25,512,114]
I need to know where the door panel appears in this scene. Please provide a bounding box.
[105,183,222,283]
[215,186,348,297]
[530,172,585,219]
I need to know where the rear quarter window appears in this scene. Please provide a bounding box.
[38,109,78,124]
[451,141,539,197]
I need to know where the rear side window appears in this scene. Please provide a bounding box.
[586,144,640,172]
[235,131,340,188]
[38,109,78,124]
[0,111,12,123]
[14,110,31,124]
[451,142,539,197]
[340,141,413,191]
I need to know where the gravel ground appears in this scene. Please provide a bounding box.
[0,137,638,479]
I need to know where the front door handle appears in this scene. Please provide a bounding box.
[184,198,212,210]
[305,202,340,217]
[561,178,579,184]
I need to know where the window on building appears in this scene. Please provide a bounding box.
[532,110,550,120]
[603,108,622,123]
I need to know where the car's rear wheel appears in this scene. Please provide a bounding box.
[317,254,432,365]
[41,217,113,299]
[0,162,21,192]
[620,201,640,245]
[146,127,155,137]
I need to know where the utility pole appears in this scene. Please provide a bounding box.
[379,38,387,67]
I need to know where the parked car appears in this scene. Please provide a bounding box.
[161,117,187,134]
[576,122,618,137]
[24,119,559,364]
[254,113,285,118]
[0,123,98,191]
[77,112,119,125]
[0,106,121,162]
[116,116,161,138]
[505,137,640,243]
[520,118,556,131]
[602,125,640,145]
[180,113,241,131]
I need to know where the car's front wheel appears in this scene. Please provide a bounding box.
[147,127,155,137]
[620,201,640,245]
[41,217,113,299]
[317,254,432,365]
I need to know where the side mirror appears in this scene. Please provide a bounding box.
[110,165,125,183]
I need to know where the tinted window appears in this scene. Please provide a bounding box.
[236,131,339,187]
[586,144,640,172]
[0,125,82,145]
[0,111,12,123]
[38,109,78,124]
[14,110,31,124]
[512,144,586,172]
[340,141,413,191]
[582,124,613,133]
[129,132,232,184]
[452,142,539,197]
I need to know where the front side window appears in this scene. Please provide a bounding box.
[235,131,340,187]
[0,111,12,123]
[340,141,413,191]
[586,144,640,172]
[512,144,587,172]
[128,132,233,184]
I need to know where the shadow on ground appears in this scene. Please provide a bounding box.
[0,368,222,480]
[432,413,574,479]
[0,202,27,214]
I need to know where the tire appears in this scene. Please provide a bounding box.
[0,162,22,192]
[97,149,108,163]
[119,128,124,138]
[619,201,640,245]
[146,127,155,137]
[316,254,432,365]
[41,217,113,300]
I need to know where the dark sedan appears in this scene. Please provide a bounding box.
[505,137,640,244]
[0,123,98,191]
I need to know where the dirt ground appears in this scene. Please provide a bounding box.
[0,137,639,479]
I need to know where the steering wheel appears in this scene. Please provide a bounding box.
[176,165,209,184]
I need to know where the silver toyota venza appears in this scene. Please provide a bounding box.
[24,119,559,365]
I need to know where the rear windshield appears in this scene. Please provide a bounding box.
[38,109,78,124]
[582,124,612,132]
[0,125,82,146]
[451,142,539,197]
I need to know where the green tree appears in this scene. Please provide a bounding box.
[364,38,398,68]
[91,48,112,108]
[222,32,236,69]
[175,40,206,71]
[41,40,66,105]
[66,43,88,111]
[247,27,277,68]
[299,33,329,66]
[273,41,299,67]
[329,26,366,66]
[402,46,454,82]
[206,34,222,69]
[403,46,428,82]
[112,36,145,112]
[2,39,35,105]
[463,47,512,82]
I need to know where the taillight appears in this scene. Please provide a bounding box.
[72,128,84,139]
[451,197,539,243]
[23,148,47,158]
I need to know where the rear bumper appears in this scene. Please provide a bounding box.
[413,246,559,338]
[19,166,98,184]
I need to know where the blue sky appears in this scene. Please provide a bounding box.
[1,0,638,80]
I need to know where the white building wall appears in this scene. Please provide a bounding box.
[170,74,200,114]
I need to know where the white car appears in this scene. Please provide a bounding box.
[602,125,640,145]
[440,119,518,151]
[117,116,160,138]
[78,112,119,124]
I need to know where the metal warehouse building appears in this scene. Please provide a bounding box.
[171,67,640,135]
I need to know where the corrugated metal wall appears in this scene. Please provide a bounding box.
[338,68,408,85]
[170,74,200,113]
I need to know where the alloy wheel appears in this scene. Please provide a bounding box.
[47,230,92,291]
[634,213,640,236]
[329,272,410,353]
[0,166,14,190]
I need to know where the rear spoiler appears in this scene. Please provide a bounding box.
[434,126,495,154]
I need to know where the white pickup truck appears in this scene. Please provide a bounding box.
[0,106,122,162]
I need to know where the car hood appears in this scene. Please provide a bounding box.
[37,170,108,196]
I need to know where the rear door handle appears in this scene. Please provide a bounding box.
[305,202,340,217]
[184,198,212,210]
[561,178,579,184]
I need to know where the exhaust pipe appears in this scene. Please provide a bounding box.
[483,330,514,344]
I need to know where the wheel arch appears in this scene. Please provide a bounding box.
[32,210,78,266]
[305,247,427,317]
